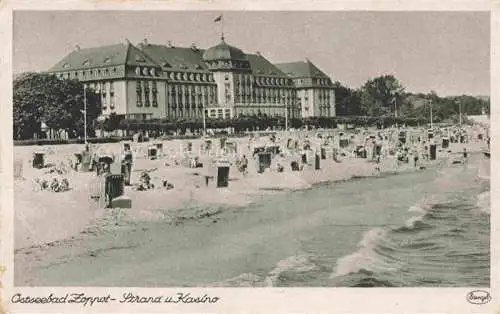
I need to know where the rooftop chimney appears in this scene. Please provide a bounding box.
[256,51,261,56]
[75,45,81,51]
[143,38,149,46]
[167,40,174,48]
[124,38,131,45]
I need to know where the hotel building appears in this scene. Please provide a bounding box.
[47,38,336,121]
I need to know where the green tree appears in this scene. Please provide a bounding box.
[13,73,45,139]
[359,75,405,117]
[333,81,362,116]
[13,72,101,140]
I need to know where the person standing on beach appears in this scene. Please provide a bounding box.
[413,147,419,168]
[241,155,248,175]
[463,148,468,162]
[121,145,133,185]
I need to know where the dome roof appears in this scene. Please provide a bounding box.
[202,39,247,62]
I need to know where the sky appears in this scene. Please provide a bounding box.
[13,11,490,97]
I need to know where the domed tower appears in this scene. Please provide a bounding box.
[203,38,250,112]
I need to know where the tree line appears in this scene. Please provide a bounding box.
[334,75,489,122]
[13,72,489,140]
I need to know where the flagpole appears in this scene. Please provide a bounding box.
[221,13,224,40]
[84,86,87,145]
[203,107,207,136]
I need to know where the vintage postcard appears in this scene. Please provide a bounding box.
[0,1,497,313]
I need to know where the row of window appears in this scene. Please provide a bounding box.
[296,78,332,86]
[318,106,333,117]
[167,84,217,108]
[233,75,291,87]
[235,87,295,103]
[135,67,158,77]
[167,84,216,96]
[235,107,299,118]
[56,67,119,80]
[166,71,215,82]
[168,108,205,119]
[317,89,333,101]
[85,81,115,93]
[206,108,232,119]
[136,81,158,107]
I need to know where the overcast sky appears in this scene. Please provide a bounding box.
[13,11,490,96]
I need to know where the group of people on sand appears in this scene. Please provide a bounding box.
[34,177,70,192]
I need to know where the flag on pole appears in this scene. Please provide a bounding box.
[214,14,222,23]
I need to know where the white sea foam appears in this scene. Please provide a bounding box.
[265,254,318,287]
[408,204,427,214]
[330,228,395,278]
[404,215,424,229]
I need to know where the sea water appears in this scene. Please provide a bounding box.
[20,153,490,287]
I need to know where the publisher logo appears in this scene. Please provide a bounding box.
[466,290,491,305]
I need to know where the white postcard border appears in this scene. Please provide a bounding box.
[1,1,498,313]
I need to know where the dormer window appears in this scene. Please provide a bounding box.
[195,65,202,70]
[104,58,111,63]
[82,60,90,66]
[63,63,70,69]
[136,57,146,63]
[162,62,171,68]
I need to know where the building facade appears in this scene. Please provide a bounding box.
[276,60,336,118]
[48,38,336,120]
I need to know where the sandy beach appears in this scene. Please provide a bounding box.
[14,131,486,251]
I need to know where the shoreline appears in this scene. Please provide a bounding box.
[14,152,489,287]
